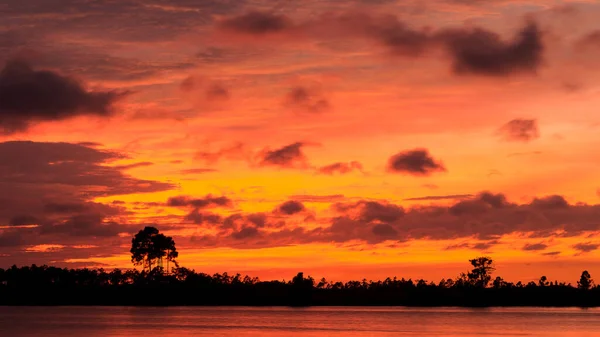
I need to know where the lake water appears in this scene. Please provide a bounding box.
[0,307,599,336]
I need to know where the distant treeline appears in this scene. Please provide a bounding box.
[0,259,598,307]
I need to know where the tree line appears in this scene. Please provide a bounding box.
[0,227,597,306]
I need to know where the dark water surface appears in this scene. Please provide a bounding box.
[0,307,599,336]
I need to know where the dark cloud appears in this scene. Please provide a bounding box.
[216,11,544,77]
[371,223,398,237]
[577,30,600,49]
[542,251,561,256]
[449,192,510,216]
[343,12,432,57]
[167,195,232,208]
[387,149,447,176]
[445,242,471,250]
[8,215,39,227]
[277,201,306,215]
[472,240,499,250]
[187,191,600,248]
[285,86,330,114]
[531,195,570,210]
[0,141,173,196]
[44,203,90,214]
[40,213,127,238]
[185,210,223,225]
[404,194,473,201]
[522,243,548,251]
[445,241,500,251]
[318,161,363,175]
[206,84,230,101]
[335,200,405,223]
[180,76,196,91]
[231,226,261,240]
[246,213,268,228]
[0,141,174,261]
[573,243,599,253]
[0,60,126,133]
[218,11,294,35]
[439,22,544,76]
[259,142,308,168]
[498,119,540,142]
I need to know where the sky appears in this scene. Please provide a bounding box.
[1,0,600,284]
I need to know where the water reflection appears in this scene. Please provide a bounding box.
[1,307,599,337]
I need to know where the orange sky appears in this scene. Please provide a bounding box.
[1,0,600,284]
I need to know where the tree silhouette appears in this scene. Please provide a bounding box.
[467,256,495,288]
[130,226,178,272]
[578,270,593,290]
[2,257,600,306]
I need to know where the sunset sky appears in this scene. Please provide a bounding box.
[1,0,600,284]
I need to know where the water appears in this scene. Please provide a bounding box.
[1,307,599,336]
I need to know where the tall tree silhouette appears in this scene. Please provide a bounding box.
[130,227,178,272]
[578,270,593,290]
[468,257,495,288]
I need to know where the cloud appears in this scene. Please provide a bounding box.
[387,149,447,176]
[206,83,230,100]
[258,142,309,168]
[576,30,600,49]
[0,141,175,260]
[448,192,509,216]
[195,142,248,165]
[335,200,405,223]
[289,195,346,203]
[318,161,363,175]
[217,11,295,35]
[0,59,127,133]
[439,22,544,76]
[186,191,600,248]
[8,215,39,227]
[404,194,473,201]
[231,226,261,240]
[167,195,232,208]
[113,162,154,170]
[277,201,306,215]
[531,195,570,210]
[44,202,93,214]
[0,141,173,196]
[185,210,223,225]
[180,168,218,175]
[0,0,247,45]
[180,76,230,101]
[343,12,432,57]
[573,243,599,253]
[445,242,471,250]
[39,213,126,238]
[498,119,540,142]
[215,11,544,76]
[522,243,548,251]
[371,223,398,237]
[284,86,330,114]
[472,240,499,250]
